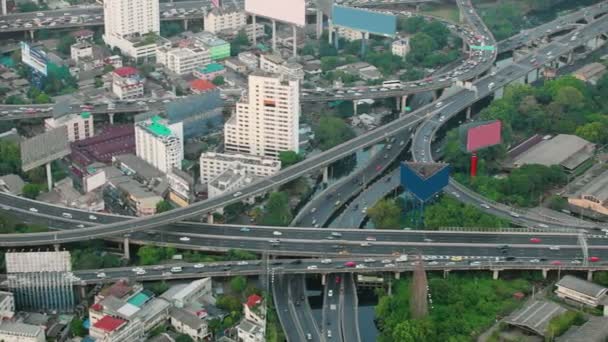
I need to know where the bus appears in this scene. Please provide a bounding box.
[382,80,401,89]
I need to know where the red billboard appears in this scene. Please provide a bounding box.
[211,0,221,8]
[466,120,502,152]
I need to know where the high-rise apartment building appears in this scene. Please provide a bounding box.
[224,72,300,158]
[6,251,75,313]
[135,116,184,173]
[103,0,161,59]
[45,112,94,142]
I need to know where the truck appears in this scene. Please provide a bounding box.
[396,255,408,262]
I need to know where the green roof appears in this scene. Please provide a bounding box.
[146,116,172,137]
[81,112,91,119]
[200,63,224,74]
[257,43,269,52]
[127,292,150,307]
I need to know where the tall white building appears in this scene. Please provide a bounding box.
[44,112,94,142]
[103,0,160,59]
[204,7,247,34]
[156,45,210,75]
[135,116,184,174]
[225,72,300,158]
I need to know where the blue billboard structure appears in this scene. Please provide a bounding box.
[401,162,450,227]
[332,5,397,37]
[167,90,224,140]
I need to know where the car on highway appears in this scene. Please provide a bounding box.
[589,256,601,262]
[360,242,371,247]
[179,236,190,242]
[273,231,282,236]
[237,261,248,266]
[89,214,97,220]
[428,261,439,265]
[361,207,368,214]
[450,256,463,261]
[328,289,333,297]
[571,260,582,264]
[364,258,375,263]
[481,203,490,209]
[509,212,521,218]
[529,238,541,244]
[366,236,376,241]
[537,223,549,228]
[240,227,250,232]
[62,212,72,218]
[435,101,443,108]
[233,191,242,197]
[307,265,318,270]
[530,259,540,263]
[384,263,396,268]
[381,259,391,264]
[344,261,356,267]
[551,260,562,266]
[321,259,332,264]
[29,207,38,213]
[171,266,183,273]
[327,330,332,338]
[469,261,481,266]
[194,263,205,268]
[549,246,560,251]
[136,269,146,275]
[96,272,106,278]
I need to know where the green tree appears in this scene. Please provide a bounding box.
[57,35,77,55]
[94,77,103,88]
[261,192,292,226]
[314,116,355,151]
[34,92,51,104]
[320,56,341,72]
[367,199,401,229]
[398,16,426,33]
[278,151,303,168]
[216,295,243,313]
[212,76,225,86]
[160,21,184,37]
[391,319,435,342]
[230,276,247,293]
[230,30,250,56]
[22,184,41,199]
[407,32,437,65]
[149,281,170,295]
[0,141,21,175]
[156,200,172,213]
[69,318,87,337]
[137,246,164,265]
[175,335,194,342]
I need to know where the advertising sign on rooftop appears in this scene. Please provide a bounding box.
[400,162,450,202]
[20,41,48,76]
[463,120,502,152]
[332,5,397,37]
[245,0,306,26]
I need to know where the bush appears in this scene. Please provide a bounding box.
[546,311,586,338]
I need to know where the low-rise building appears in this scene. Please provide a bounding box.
[204,7,246,34]
[237,320,265,342]
[190,79,216,94]
[243,294,265,327]
[391,38,410,58]
[574,62,607,85]
[193,32,230,61]
[511,134,595,173]
[71,42,93,62]
[0,291,15,319]
[569,169,608,217]
[156,45,210,75]
[90,315,143,342]
[45,112,94,142]
[0,175,25,196]
[207,168,260,203]
[199,152,280,184]
[192,63,226,81]
[0,321,45,342]
[225,58,248,73]
[112,66,144,100]
[259,54,285,74]
[337,26,363,41]
[238,52,259,70]
[169,307,211,341]
[167,167,194,207]
[555,275,608,308]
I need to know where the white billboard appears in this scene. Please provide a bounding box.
[20,42,48,76]
[245,0,306,26]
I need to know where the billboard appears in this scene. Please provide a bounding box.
[245,0,306,26]
[21,127,70,172]
[332,5,397,37]
[316,0,333,16]
[20,42,48,76]
[211,0,221,8]
[463,120,502,152]
[400,162,450,202]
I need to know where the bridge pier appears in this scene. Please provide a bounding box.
[567,51,574,64]
[432,90,438,101]
[123,237,130,259]
[394,272,400,280]
[78,285,86,300]
[353,100,358,115]
[207,213,214,224]
[108,113,114,125]
[29,30,34,41]
[316,10,323,39]
[443,270,449,278]
[46,162,53,191]
[183,19,188,31]
[542,268,548,279]
[322,166,329,186]
[400,95,408,114]
[53,244,60,252]
[588,270,594,282]
[465,106,472,120]
[321,274,326,286]
[1,0,6,16]
[492,269,499,280]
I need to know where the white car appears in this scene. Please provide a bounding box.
[360,242,371,247]
[307,265,318,270]
[364,258,376,263]
[481,203,490,209]
[381,259,392,264]
[355,264,366,269]
[384,263,396,268]
[233,191,242,197]
[237,261,248,266]
[62,212,72,218]
[193,263,205,268]
[321,259,332,264]
[273,231,282,236]
[530,259,540,263]
[89,215,97,220]
[179,236,191,242]
[77,224,85,228]
[136,270,146,275]
[328,289,333,297]
[549,246,560,251]
[428,261,439,265]
[435,101,443,108]
[29,207,38,213]
[96,272,106,278]
[538,223,549,228]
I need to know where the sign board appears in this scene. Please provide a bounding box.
[20,41,48,76]
[462,120,502,152]
[211,0,221,8]
[21,127,70,172]
[400,162,450,202]
[245,0,306,26]
[470,45,496,51]
[332,5,397,37]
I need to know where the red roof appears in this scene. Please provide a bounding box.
[190,79,216,92]
[93,316,126,332]
[91,303,103,311]
[246,294,262,308]
[113,66,138,77]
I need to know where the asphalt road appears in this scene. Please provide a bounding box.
[273,274,304,342]
[341,273,361,342]
[290,274,322,342]
[322,274,343,342]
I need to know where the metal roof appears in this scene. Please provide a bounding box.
[505,300,566,336]
[556,275,608,299]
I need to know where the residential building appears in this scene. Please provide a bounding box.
[169,307,210,341]
[69,124,135,167]
[104,169,164,216]
[207,168,260,204]
[243,294,265,327]
[193,32,230,60]
[112,67,144,100]
[574,62,607,85]
[512,134,595,173]
[237,320,265,342]
[281,62,305,81]
[0,321,45,342]
[556,316,608,342]
[0,174,25,196]
[45,112,94,142]
[225,58,248,73]
[224,72,300,157]
[167,168,194,207]
[199,152,280,184]
[102,0,160,59]
[190,79,217,94]
[71,42,93,62]
[204,7,246,34]
[5,251,75,313]
[555,275,608,307]
[192,63,226,81]
[135,116,184,173]
[112,153,164,182]
[161,278,213,309]
[90,315,144,342]
[156,45,210,75]
[259,54,284,74]
[569,169,608,217]
[238,52,259,70]
[104,55,123,69]
[216,23,265,43]
[337,26,363,41]
[0,291,15,319]
[392,38,410,58]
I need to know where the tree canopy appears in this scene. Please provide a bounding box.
[368,199,401,229]
[260,192,292,226]
[314,116,356,151]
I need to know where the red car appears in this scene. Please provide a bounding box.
[375,165,382,172]
[530,238,542,244]
[589,256,601,262]
[335,276,341,284]
[551,260,562,266]
[344,261,356,268]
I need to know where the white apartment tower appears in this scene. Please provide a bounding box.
[135,116,184,173]
[224,73,300,158]
[103,0,160,58]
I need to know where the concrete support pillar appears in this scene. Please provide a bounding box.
[542,268,548,279]
[272,20,277,52]
[108,113,114,124]
[207,213,214,224]
[45,162,53,191]
[588,270,594,281]
[466,106,472,120]
[183,19,188,31]
[353,101,358,116]
[316,10,323,39]
[79,286,86,299]
[322,166,329,185]
[292,25,297,58]
[394,272,400,280]
[462,39,468,53]
[1,0,6,16]
[252,15,257,45]
[432,90,438,101]
[54,244,60,252]
[328,19,333,44]
[29,30,34,41]
[567,51,574,64]
[492,270,499,280]
[443,270,450,279]
[321,274,326,285]
[395,96,401,111]
[123,237,130,259]
[401,95,408,113]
